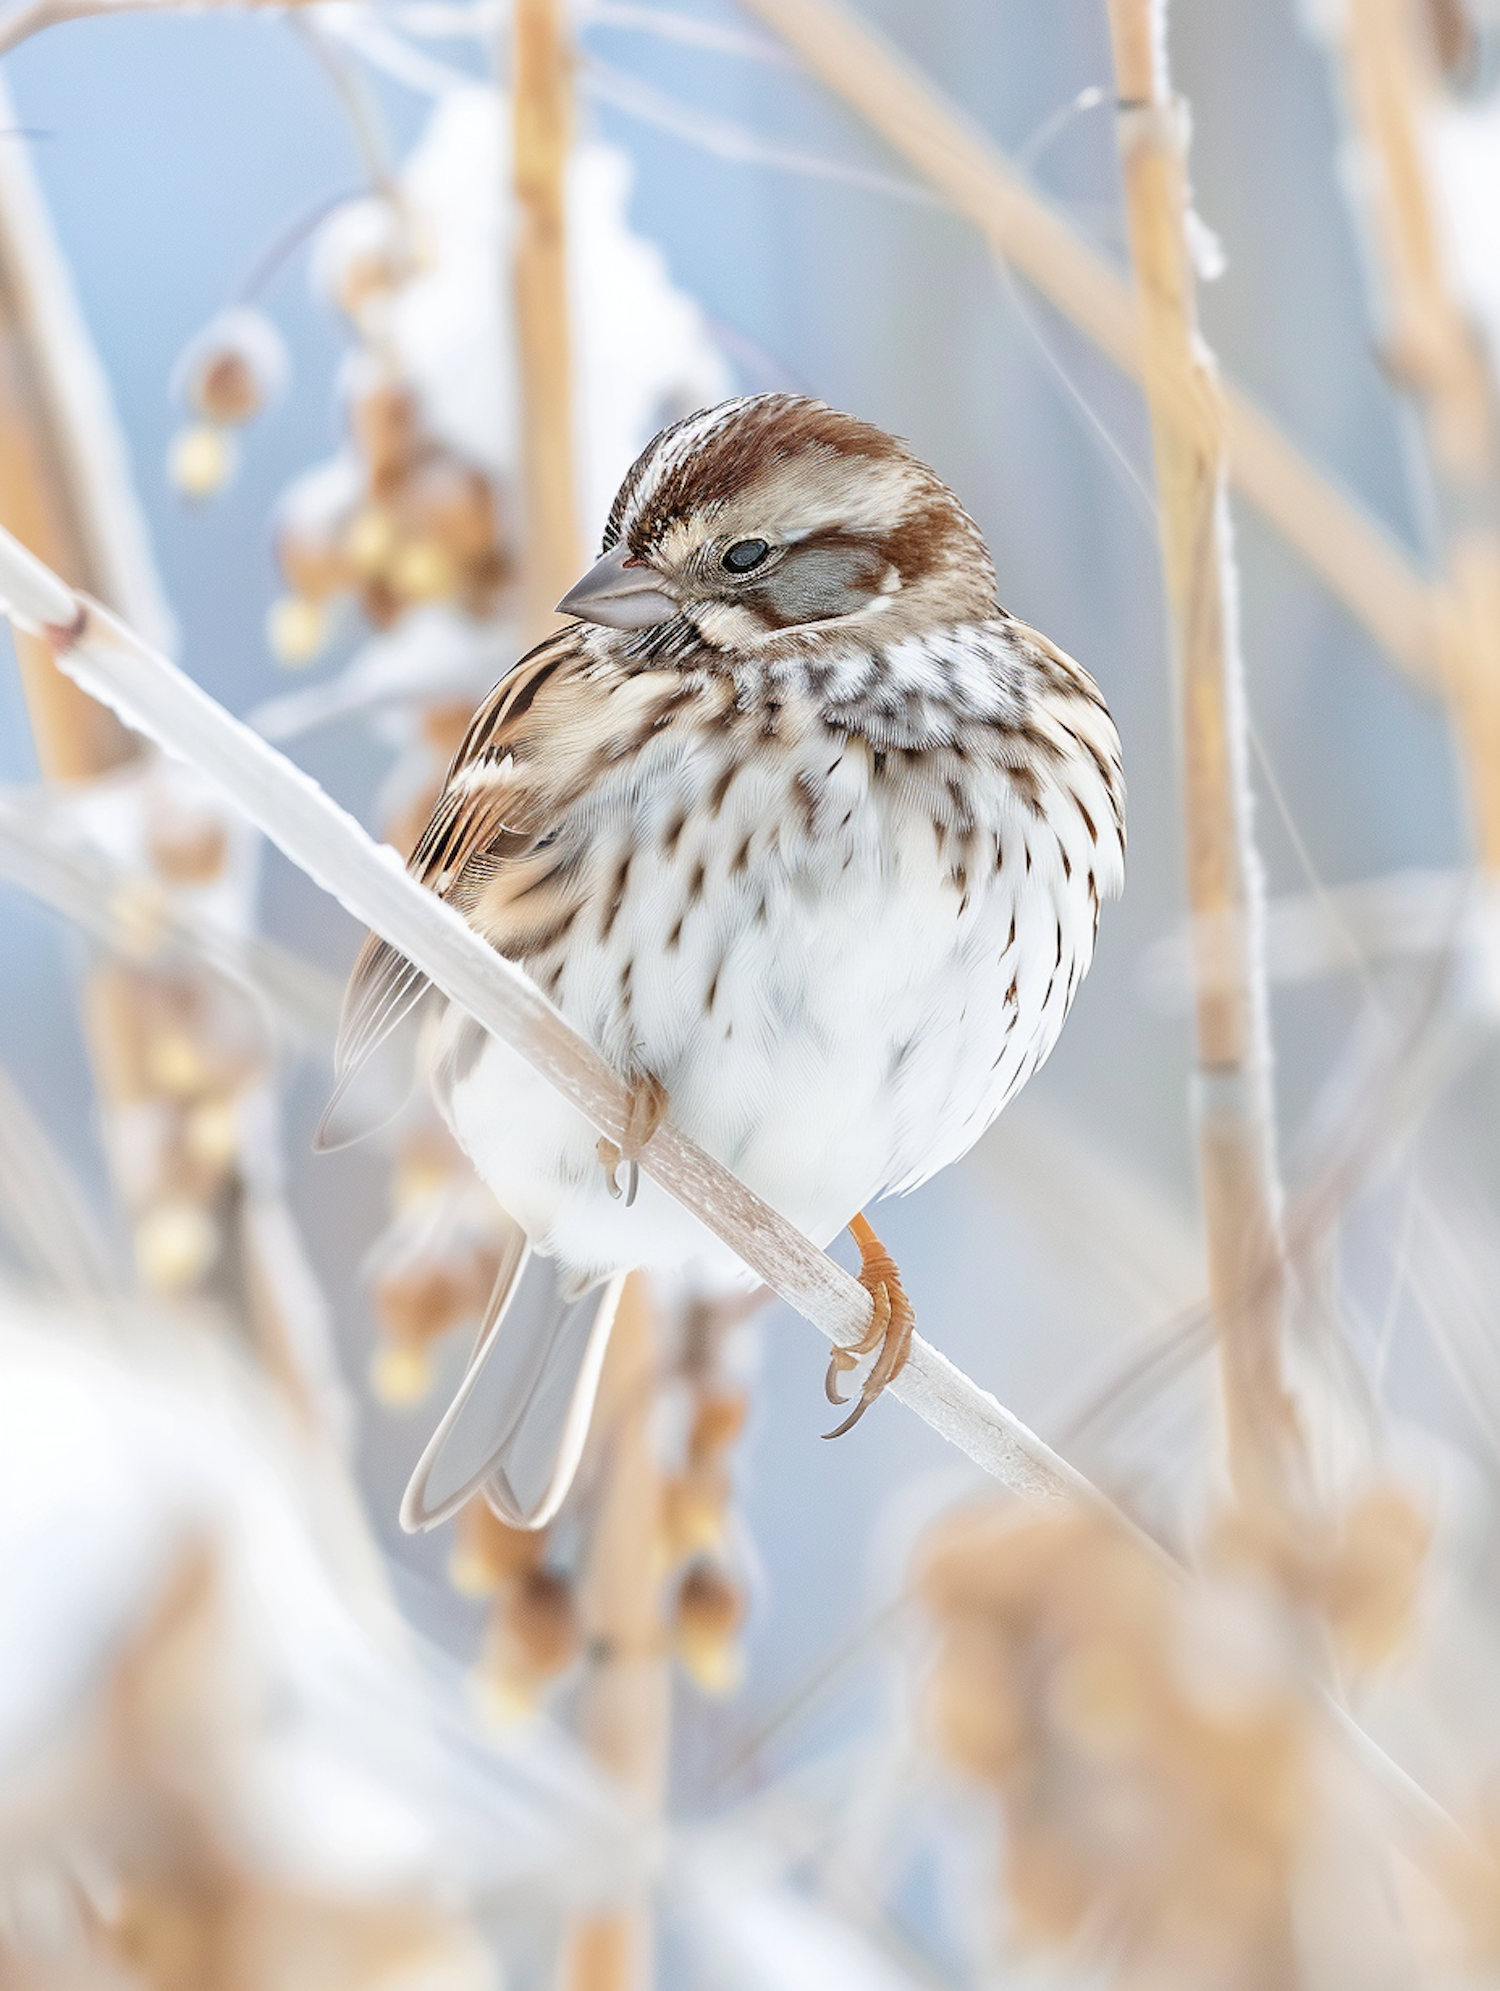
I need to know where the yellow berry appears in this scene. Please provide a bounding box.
[168,423,235,498]
[136,1201,219,1291]
[185,1096,240,1169]
[389,538,456,602]
[144,1029,209,1098]
[344,507,398,575]
[370,1341,434,1406]
[266,595,327,667]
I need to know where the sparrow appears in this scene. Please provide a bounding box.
[329,394,1125,1532]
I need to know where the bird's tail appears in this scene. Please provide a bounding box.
[400,1240,624,1533]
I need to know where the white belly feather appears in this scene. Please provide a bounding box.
[436,704,1110,1290]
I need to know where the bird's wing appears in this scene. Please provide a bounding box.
[401,1239,624,1532]
[317,628,592,1145]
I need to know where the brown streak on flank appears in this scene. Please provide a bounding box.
[663,810,688,856]
[1054,920,1064,969]
[731,832,754,876]
[620,957,634,1000]
[1008,914,1017,948]
[1076,796,1099,844]
[793,769,820,837]
[706,961,722,1011]
[1005,975,1019,1006]
[689,858,707,903]
[667,916,683,950]
[708,758,739,816]
[599,851,633,943]
[1062,849,1072,881]
[516,903,579,957]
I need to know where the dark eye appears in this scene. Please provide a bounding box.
[722,537,770,574]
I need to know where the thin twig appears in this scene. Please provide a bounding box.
[0,535,1086,1508]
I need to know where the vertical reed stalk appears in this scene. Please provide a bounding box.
[557,1274,669,1991]
[1105,0,1303,1515]
[0,97,349,1442]
[1333,0,1500,873]
[511,0,582,644]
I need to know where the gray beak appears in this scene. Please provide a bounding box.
[556,541,678,630]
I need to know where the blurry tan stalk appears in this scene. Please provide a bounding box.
[1331,0,1500,873]
[0,94,341,1437]
[739,0,1443,695]
[1104,0,1302,1514]
[558,1275,668,1991]
[512,0,583,643]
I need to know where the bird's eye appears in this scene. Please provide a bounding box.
[722,538,770,574]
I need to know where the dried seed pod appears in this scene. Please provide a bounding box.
[450,1498,547,1597]
[687,1390,749,1468]
[312,196,418,326]
[352,383,423,496]
[662,1466,729,1559]
[172,306,287,426]
[673,1560,744,1696]
[477,1566,579,1722]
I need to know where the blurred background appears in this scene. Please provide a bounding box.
[3,0,1500,1984]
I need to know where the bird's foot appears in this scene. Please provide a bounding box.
[596,1072,670,1208]
[823,1212,915,1437]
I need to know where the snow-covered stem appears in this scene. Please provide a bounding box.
[1104,0,1300,1513]
[558,1274,668,1991]
[510,0,584,639]
[736,0,1443,696]
[0,528,1471,1868]
[0,534,1087,1507]
[1326,0,1500,875]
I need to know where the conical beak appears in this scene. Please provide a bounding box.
[556,541,677,630]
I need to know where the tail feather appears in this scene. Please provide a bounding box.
[400,1244,623,1533]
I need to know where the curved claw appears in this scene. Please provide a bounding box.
[822,1212,914,1439]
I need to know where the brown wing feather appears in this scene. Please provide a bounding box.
[323,627,589,1127]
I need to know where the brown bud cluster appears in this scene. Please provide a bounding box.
[88,961,261,1295]
[367,1129,516,1407]
[272,387,512,666]
[458,1502,579,1721]
[918,1488,1429,1985]
[657,1295,760,1697]
[168,308,287,501]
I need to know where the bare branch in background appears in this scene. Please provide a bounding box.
[739,0,1446,694]
[1104,0,1301,1511]
[511,0,584,638]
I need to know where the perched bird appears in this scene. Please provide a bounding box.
[329,394,1124,1532]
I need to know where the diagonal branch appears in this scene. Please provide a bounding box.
[0,522,1088,1511]
[0,519,1470,1869]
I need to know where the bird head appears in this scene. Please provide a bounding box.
[556,394,999,650]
